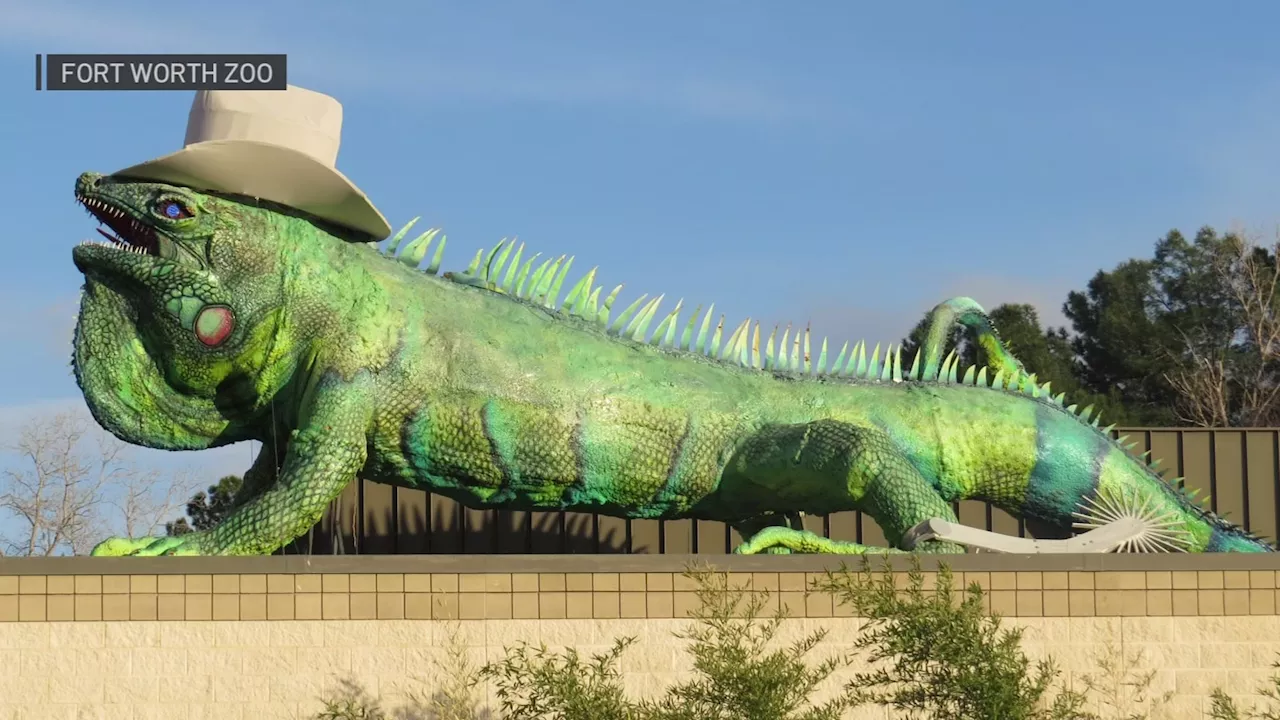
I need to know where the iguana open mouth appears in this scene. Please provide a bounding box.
[76,194,159,256]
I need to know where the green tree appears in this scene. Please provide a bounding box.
[165,475,243,536]
[1066,227,1280,427]
[813,557,1090,720]
[1063,258,1170,424]
[903,227,1280,428]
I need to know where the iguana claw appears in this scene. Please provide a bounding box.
[90,534,210,556]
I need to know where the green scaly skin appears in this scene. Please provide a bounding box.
[70,171,1273,556]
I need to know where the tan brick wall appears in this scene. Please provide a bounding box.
[2,555,1280,718]
[3,568,1278,623]
[1,615,1277,719]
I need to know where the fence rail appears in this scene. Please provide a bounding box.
[284,428,1280,555]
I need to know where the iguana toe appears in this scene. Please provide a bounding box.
[89,534,209,556]
[90,537,162,557]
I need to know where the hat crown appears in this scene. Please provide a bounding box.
[183,85,343,167]
[107,84,391,239]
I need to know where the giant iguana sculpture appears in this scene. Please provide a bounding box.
[69,171,1274,555]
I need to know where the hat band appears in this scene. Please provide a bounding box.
[183,108,341,167]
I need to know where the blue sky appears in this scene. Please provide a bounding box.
[2,0,1280,534]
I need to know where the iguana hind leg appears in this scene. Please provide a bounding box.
[733,512,809,555]
[721,420,964,555]
[736,525,903,554]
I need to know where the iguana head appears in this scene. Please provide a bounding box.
[71,171,304,449]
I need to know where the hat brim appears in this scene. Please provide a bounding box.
[110,139,392,240]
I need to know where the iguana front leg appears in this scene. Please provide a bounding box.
[91,378,371,557]
[229,435,287,511]
[725,420,965,555]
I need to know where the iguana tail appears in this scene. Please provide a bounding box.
[921,297,1026,381]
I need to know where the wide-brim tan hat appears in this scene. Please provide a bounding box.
[110,85,391,240]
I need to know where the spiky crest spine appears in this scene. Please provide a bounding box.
[376,219,1269,545]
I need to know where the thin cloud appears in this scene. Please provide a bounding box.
[774,272,1080,359]
[0,0,838,126]
[0,0,269,53]
[1192,81,1280,232]
[0,397,85,438]
[930,273,1076,330]
[0,292,79,360]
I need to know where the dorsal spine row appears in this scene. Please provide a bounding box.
[379,219,1247,528]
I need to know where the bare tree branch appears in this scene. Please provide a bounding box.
[104,465,198,540]
[1160,228,1280,427]
[1162,337,1231,427]
[1219,231,1280,426]
[0,411,203,556]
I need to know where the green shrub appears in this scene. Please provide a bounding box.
[811,556,1091,720]
[643,564,858,720]
[309,617,487,720]
[1210,658,1280,720]
[309,557,1176,720]
[1078,640,1171,719]
[313,678,387,719]
[476,562,857,720]
[422,621,485,720]
[480,636,639,720]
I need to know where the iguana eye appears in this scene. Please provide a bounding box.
[156,199,192,219]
